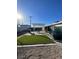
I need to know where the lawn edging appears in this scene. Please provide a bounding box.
[17,43,56,47]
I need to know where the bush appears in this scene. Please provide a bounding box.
[48,27,52,34]
[53,27,62,40]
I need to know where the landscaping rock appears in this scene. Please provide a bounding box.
[17,43,62,59]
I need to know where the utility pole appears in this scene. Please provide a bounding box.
[22,19,23,25]
[29,16,32,32]
[29,16,32,27]
[17,19,20,27]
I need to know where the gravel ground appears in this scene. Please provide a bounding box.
[17,42,62,59]
[54,42,62,59]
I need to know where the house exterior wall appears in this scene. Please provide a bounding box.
[32,23,45,32]
[45,21,62,32]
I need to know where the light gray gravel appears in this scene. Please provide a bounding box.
[17,42,62,59]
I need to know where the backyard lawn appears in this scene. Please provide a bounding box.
[17,35,54,45]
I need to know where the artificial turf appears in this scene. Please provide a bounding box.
[17,35,54,45]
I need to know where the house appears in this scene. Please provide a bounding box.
[31,23,45,32]
[45,21,62,32]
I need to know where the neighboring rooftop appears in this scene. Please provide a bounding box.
[45,21,62,27]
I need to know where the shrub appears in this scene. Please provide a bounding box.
[53,27,62,40]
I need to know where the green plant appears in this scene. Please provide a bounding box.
[53,27,62,40]
[17,35,54,45]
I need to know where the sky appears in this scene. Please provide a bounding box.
[17,0,62,25]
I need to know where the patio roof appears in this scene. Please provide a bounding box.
[45,21,62,27]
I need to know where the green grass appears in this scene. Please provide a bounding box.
[17,35,54,45]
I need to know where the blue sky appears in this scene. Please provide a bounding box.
[17,0,62,25]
